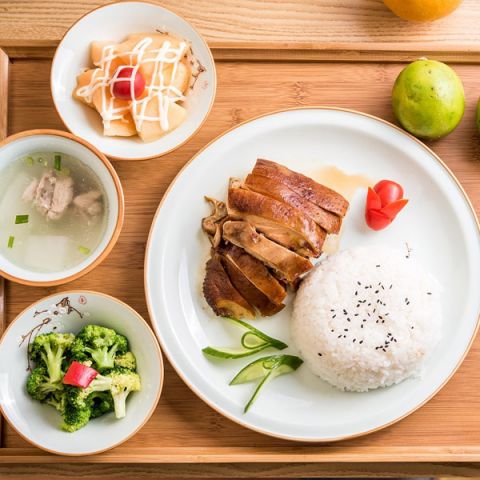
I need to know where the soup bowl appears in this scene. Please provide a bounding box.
[0,129,124,286]
[0,290,163,455]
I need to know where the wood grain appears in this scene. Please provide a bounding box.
[2,0,480,61]
[2,58,480,469]
[0,48,8,448]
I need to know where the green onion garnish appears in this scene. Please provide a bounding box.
[24,156,34,166]
[37,157,47,167]
[15,214,29,224]
[78,246,91,255]
[7,236,14,248]
[54,154,62,171]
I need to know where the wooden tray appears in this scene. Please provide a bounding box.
[3,3,480,477]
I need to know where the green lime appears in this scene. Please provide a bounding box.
[392,59,465,140]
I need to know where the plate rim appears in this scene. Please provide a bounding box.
[144,106,480,442]
[0,289,164,456]
[50,0,217,161]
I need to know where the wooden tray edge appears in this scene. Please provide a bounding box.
[4,45,480,63]
[3,446,480,464]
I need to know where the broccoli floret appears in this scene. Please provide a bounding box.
[61,399,91,432]
[44,390,66,413]
[29,333,75,383]
[114,351,136,370]
[89,391,114,419]
[72,325,128,371]
[107,368,141,419]
[26,366,63,401]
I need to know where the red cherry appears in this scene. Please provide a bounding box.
[111,67,145,100]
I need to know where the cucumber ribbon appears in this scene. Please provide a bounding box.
[202,317,287,359]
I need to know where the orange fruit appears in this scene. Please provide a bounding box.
[383,0,462,22]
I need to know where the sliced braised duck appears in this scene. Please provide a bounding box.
[252,159,349,217]
[244,173,342,234]
[203,253,255,319]
[227,181,326,257]
[218,244,286,316]
[222,221,313,283]
[202,197,228,248]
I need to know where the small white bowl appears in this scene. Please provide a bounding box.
[0,129,124,286]
[0,291,163,455]
[51,1,217,161]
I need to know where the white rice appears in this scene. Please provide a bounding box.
[291,246,442,392]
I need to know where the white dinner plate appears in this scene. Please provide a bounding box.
[145,107,480,442]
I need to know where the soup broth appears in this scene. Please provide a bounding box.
[0,152,108,273]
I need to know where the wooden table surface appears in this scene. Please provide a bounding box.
[2,0,480,61]
[2,1,480,479]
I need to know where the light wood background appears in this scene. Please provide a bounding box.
[2,57,480,477]
[2,0,480,61]
[3,0,480,478]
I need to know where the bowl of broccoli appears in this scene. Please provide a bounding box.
[0,291,163,455]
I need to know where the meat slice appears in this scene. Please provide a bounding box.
[244,173,342,234]
[48,176,74,220]
[218,244,286,316]
[203,253,255,319]
[222,221,313,283]
[252,159,349,217]
[228,182,326,257]
[24,170,74,220]
[73,190,103,218]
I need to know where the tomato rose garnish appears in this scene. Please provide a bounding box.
[365,180,408,231]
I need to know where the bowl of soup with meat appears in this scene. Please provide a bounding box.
[0,130,124,285]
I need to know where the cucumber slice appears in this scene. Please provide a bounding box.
[226,317,288,350]
[229,354,304,412]
[202,318,288,360]
[202,344,270,359]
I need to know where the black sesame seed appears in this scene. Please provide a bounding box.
[354,313,359,317]
[332,314,336,319]
[357,281,361,285]
[331,329,334,332]
[338,334,342,338]
[389,284,393,289]
[376,264,381,268]
[353,339,356,343]
[347,318,351,322]
[318,353,323,356]
[361,325,364,328]
[363,319,367,322]
[359,340,364,344]
[427,292,432,295]
[355,291,358,296]
[375,290,379,294]
[344,328,348,332]
[343,335,347,338]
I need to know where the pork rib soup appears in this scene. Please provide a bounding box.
[0,152,108,273]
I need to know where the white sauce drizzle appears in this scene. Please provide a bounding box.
[75,36,188,132]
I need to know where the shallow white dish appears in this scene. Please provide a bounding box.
[51,1,216,161]
[0,291,163,455]
[145,107,480,442]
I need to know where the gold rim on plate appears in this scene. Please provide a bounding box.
[144,105,480,443]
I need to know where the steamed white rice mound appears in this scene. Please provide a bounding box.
[291,246,442,392]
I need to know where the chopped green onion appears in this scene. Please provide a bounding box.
[54,154,62,171]
[23,156,34,166]
[7,236,14,248]
[15,214,29,224]
[78,245,91,255]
